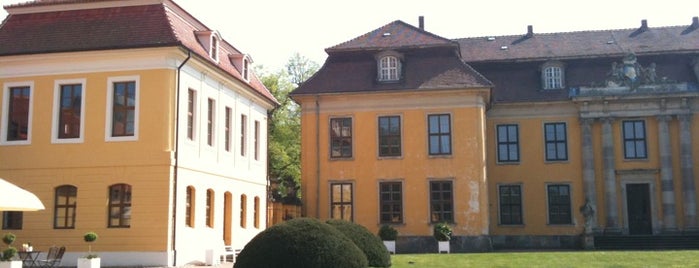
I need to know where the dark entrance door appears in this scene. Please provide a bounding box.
[626,183,652,235]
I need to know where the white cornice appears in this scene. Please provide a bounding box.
[0,47,184,78]
[5,0,165,15]
[297,89,489,114]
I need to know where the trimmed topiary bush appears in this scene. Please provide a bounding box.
[234,218,368,268]
[433,222,452,241]
[378,224,398,241]
[326,219,391,267]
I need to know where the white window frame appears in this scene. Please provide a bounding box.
[379,56,400,81]
[105,76,139,142]
[52,79,86,144]
[1,81,34,145]
[541,61,565,90]
[186,88,198,142]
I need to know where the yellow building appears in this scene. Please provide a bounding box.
[293,18,699,251]
[0,1,276,266]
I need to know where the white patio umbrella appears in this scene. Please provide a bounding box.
[0,178,45,211]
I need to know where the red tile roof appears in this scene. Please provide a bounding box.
[326,20,458,53]
[0,0,277,105]
[457,24,699,63]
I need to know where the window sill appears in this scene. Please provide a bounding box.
[498,224,525,228]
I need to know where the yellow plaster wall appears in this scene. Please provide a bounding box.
[0,69,176,252]
[487,110,584,236]
[296,89,490,237]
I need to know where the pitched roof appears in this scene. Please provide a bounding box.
[292,51,492,96]
[456,21,699,63]
[326,20,458,53]
[0,0,277,105]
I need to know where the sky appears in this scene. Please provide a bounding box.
[1,0,697,72]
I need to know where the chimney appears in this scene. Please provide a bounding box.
[419,16,424,30]
[692,16,699,28]
[640,19,648,31]
[526,25,534,38]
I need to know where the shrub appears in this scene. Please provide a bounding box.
[327,219,391,268]
[1,247,16,261]
[83,232,98,242]
[234,218,367,268]
[378,225,398,241]
[1,233,16,261]
[1,234,15,246]
[83,232,98,258]
[433,222,452,241]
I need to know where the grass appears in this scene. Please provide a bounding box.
[389,250,699,268]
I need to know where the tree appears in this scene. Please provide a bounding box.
[260,53,318,205]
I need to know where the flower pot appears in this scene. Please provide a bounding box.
[438,241,450,254]
[0,261,21,268]
[77,257,100,268]
[382,240,396,254]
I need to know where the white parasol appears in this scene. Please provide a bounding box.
[0,178,45,211]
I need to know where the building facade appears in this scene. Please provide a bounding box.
[292,17,699,251]
[0,0,276,266]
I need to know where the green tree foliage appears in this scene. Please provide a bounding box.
[326,219,392,267]
[233,218,368,268]
[259,53,318,205]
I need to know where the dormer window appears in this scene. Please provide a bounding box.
[376,51,403,82]
[541,61,565,89]
[379,56,399,81]
[210,36,219,61]
[243,58,249,81]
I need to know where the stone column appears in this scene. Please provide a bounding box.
[657,115,678,232]
[602,118,620,233]
[678,114,698,231]
[580,118,598,232]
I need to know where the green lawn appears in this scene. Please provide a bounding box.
[389,250,699,268]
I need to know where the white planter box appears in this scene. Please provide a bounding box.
[438,241,450,253]
[0,260,21,268]
[382,240,396,254]
[77,258,100,268]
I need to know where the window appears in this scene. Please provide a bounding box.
[186,186,195,227]
[379,182,402,224]
[547,184,572,224]
[210,36,219,61]
[54,80,85,142]
[2,212,22,230]
[542,62,565,89]
[207,98,215,146]
[497,124,520,162]
[54,185,77,229]
[2,84,32,143]
[499,185,523,225]
[330,118,352,158]
[206,189,214,228]
[378,116,401,157]
[544,123,568,161]
[240,114,247,156]
[108,183,132,228]
[429,181,453,223]
[331,182,353,221]
[107,77,138,140]
[240,195,247,228]
[187,89,196,140]
[243,58,250,81]
[224,107,232,152]
[378,56,400,81]
[254,120,260,160]
[254,196,260,228]
[428,114,451,155]
[623,120,647,159]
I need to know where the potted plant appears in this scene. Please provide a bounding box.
[77,232,99,268]
[378,225,398,254]
[433,222,452,253]
[0,233,20,268]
